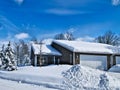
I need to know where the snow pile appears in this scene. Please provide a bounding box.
[109,64,120,73]
[62,65,120,90]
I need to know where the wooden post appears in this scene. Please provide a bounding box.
[53,56,55,64]
[34,55,37,66]
[113,55,116,65]
[75,53,80,64]
[107,55,111,70]
[73,52,75,65]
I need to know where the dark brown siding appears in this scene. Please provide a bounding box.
[52,42,73,64]
[113,55,116,65]
[107,55,111,70]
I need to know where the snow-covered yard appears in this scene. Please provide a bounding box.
[0,78,57,90]
[0,65,120,90]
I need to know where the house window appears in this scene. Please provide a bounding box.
[41,57,48,65]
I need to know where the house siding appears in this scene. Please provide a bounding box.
[52,42,73,64]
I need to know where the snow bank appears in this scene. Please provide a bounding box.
[0,65,120,90]
[0,65,71,89]
[109,64,120,73]
[62,65,120,90]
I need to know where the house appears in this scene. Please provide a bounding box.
[51,40,120,70]
[31,40,120,70]
[30,43,61,66]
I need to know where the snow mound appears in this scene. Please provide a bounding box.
[109,64,120,73]
[62,65,120,90]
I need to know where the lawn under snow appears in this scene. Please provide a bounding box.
[0,65,120,90]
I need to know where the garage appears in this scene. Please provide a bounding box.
[116,56,120,64]
[80,54,107,70]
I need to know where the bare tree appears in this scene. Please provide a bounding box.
[54,31,75,40]
[95,31,120,46]
[39,39,44,66]
[14,40,30,66]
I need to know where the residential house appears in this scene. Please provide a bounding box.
[31,43,61,66]
[51,40,120,70]
[31,40,120,70]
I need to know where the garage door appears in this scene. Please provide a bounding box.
[80,55,107,70]
[116,56,120,64]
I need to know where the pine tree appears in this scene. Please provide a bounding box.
[1,42,17,71]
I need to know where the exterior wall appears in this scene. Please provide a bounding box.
[52,42,73,64]
[107,55,111,70]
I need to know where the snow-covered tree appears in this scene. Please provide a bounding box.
[14,40,30,66]
[0,42,17,71]
[54,31,75,40]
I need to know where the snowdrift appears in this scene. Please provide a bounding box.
[0,65,120,90]
[109,64,120,73]
[62,65,120,90]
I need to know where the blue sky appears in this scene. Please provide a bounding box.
[0,0,120,41]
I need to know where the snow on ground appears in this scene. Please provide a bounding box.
[0,78,57,90]
[0,65,120,90]
[0,65,71,89]
[109,64,120,73]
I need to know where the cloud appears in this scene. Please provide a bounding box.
[112,0,120,6]
[76,36,95,42]
[15,33,29,39]
[45,8,90,15]
[14,0,24,5]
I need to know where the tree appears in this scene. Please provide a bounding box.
[95,31,120,46]
[54,31,75,40]
[14,40,30,66]
[54,33,65,40]
[31,36,38,44]
[0,42,17,71]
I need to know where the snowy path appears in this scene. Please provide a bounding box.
[0,78,57,90]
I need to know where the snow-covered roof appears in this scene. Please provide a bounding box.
[31,43,61,56]
[53,40,120,55]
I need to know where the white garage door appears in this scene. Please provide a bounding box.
[116,56,120,64]
[80,55,107,70]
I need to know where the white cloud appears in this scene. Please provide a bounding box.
[14,0,24,5]
[15,33,29,39]
[112,0,120,6]
[45,8,89,15]
[76,36,95,42]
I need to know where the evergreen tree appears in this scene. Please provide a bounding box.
[0,42,17,71]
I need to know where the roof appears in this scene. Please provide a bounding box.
[31,43,61,56]
[53,40,120,55]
